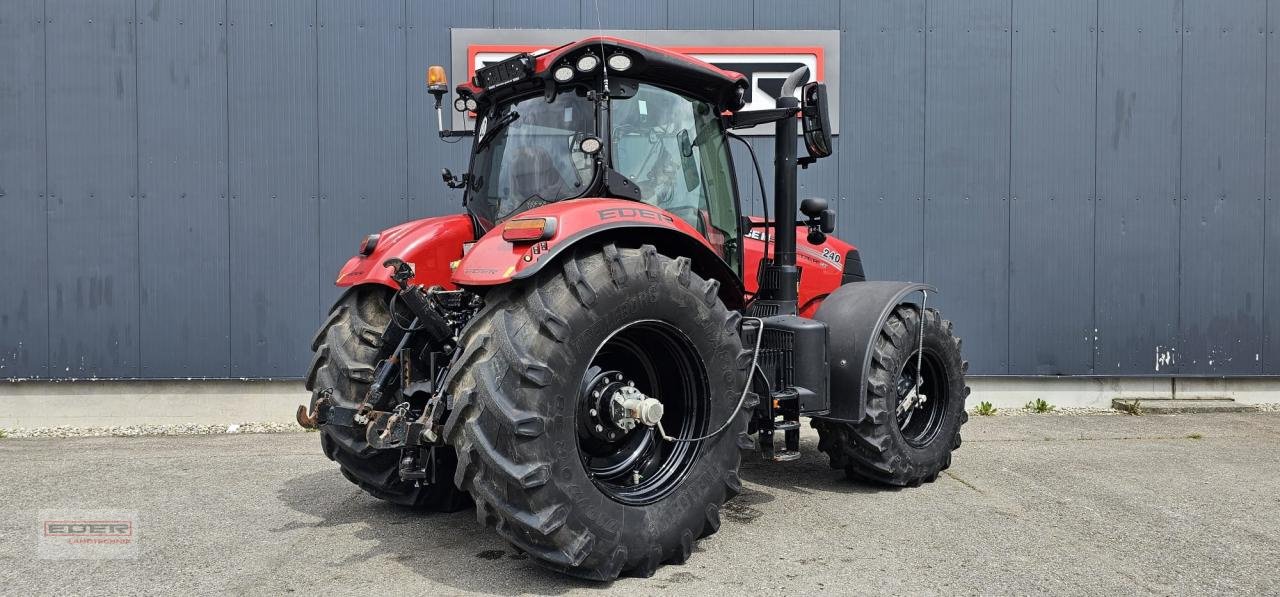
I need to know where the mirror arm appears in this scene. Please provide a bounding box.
[725,107,800,130]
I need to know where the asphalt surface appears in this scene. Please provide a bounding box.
[2,413,1279,596]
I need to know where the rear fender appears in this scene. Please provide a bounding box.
[811,281,935,423]
[452,198,745,309]
[334,214,476,290]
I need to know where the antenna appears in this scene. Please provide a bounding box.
[592,0,610,94]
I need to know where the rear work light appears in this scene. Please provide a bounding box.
[502,217,556,243]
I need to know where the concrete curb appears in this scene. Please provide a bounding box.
[2,377,1278,429]
[0,379,307,428]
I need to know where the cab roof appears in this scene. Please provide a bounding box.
[456,36,749,113]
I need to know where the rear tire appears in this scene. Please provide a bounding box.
[443,243,749,580]
[306,285,471,511]
[812,304,969,486]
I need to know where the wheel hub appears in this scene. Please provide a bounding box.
[610,385,665,431]
[895,349,948,448]
[583,370,631,442]
[575,320,709,506]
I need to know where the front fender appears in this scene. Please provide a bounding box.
[334,214,475,290]
[452,198,745,308]
[811,281,936,423]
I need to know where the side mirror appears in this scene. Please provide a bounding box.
[801,197,836,244]
[441,168,467,189]
[800,82,833,160]
[800,197,828,218]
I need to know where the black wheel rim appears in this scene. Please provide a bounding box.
[895,348,949,448]
[577,320,708,506]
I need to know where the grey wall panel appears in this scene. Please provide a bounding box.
[582,0,666,29]
[408,0,491,221]
[924,0,1012,374]
[227,0,319,378]
[136,0,230,377]
[0,1,48,378]
[1268,0,1280,374]
[45,0,140,377]
[753,0,838,29]
[1094,0,1182,374]
[495,0,579,29]
[736,136,839,228]
[671,0,752,30]
[1009,0,1097,375]
[798,138,841,203]
[1178,0,1267,374]
[5,2,1280,380]
[316,1,408,314]
[839,0,926,284]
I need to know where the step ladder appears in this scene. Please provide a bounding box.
[759,388,801,462]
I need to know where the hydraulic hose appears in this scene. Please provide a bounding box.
[659,317,765,443]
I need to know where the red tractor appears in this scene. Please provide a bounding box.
[299,37,968,580]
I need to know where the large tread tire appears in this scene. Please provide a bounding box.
[442,243,749,580]
[306,285,471,511]
[812,304,969,487]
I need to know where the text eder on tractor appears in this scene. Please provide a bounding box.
[297,37,969,580]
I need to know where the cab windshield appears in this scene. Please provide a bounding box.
[467,91,597,224]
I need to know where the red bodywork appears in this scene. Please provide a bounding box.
[336,199,856,318]
[741,218,854,318]
[451,199,715,285]
[335,214,474,290]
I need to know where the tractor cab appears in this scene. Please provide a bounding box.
[430,38,754,269]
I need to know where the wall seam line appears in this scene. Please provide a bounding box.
[43,0,50,378]
[134,0,143,377]
[1006,0,1013,374]
[314,0,322,328]
[403,0,409,222]
[1263,0,1270,372]
[1091,0,1101,375]
[224,0,232,376]
[1176,0,1185,375]
[921,0,928,283]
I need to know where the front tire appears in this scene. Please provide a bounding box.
[443,243,749,580]
[812,304,969,486]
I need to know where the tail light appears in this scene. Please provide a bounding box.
[502,217,556,243]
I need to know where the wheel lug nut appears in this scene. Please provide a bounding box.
[595,424,604,433]
[589,408,598,417]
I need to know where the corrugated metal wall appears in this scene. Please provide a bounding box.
[1,0,1277,379]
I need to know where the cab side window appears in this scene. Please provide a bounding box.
[612,85,739,269]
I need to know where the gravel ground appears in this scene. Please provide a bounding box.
[970,405,1121,417]
[0,421,305,439]
[2,412,1280,595]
